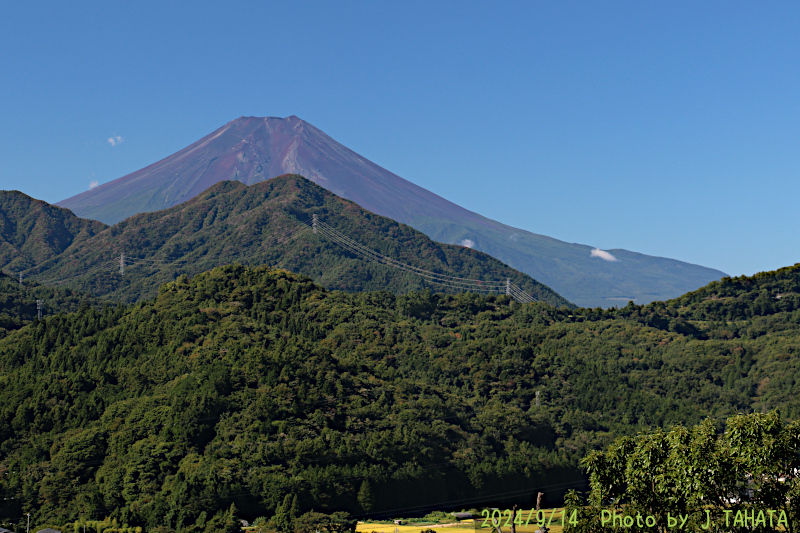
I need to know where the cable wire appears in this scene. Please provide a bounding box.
[310,219,537,302]
[314,225,503,292]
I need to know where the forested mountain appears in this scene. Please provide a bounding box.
[0,272,104,337]
[15,175,569,307]
[1,262,799,532]
[0,191,107,272]
[661,263,800,321]
[55,115,725,308]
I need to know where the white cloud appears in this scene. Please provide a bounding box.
[89,180,99,189]
[460,239,475,249]
[107,135,123,146]
[591,248,618,262]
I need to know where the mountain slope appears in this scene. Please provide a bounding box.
[0,272,105,337]
[1,261,799,528]
[30,175,570,306]
[0,265,583,528]
[0,190,107,273]
[56,116,726,308]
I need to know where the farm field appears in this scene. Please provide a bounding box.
[357,509,566,533]
[356,523,473,533]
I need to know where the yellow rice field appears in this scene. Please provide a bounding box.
[357,510,565,533]
[356,523,472,533]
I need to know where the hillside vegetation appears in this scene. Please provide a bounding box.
[1,262,799,531]
[0,272,103,336]
[0,190,106,272]
[8,175,569,307]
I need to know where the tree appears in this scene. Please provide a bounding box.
[321,512,356,533]
[293,511,328,533]
[273,495,299,533]
[294,511,359,533]
[357,479,375,514]
[203,504,240,533]
[565,412,800,533]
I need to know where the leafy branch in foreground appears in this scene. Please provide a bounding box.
[565,411,800,533]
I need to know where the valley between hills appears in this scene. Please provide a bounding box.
[2,172,800,531]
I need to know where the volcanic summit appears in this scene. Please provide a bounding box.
[57,116,726,307]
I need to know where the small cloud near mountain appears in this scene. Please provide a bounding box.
[107,135,123,146]
[89,180,99,190]
[460,239,475,248]
[591,248,618,262]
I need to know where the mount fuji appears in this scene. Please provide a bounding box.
[57,116,726,307]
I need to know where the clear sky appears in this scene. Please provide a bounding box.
[1,1,798,277]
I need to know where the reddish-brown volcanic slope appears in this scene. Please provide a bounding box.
[57,116,489,230]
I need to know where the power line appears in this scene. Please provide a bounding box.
[30,258,121,286]
[1,470,585,522]
[310,218,537,302]
[314,225,504,291]
[316,222,512,292]
[315,220,506,287]
[12,215,537,303]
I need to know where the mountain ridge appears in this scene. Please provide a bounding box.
[57,115,727,307]
[16,175,571,307]
[0,190,107,273]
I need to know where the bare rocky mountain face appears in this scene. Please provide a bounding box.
[57,116,726,307]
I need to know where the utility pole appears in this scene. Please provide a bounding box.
[510,505,518,533]
[312,214,318,234]
[535,390,540,408]
[506,278,511,296]
[535,493,547,533]
[19,272,23,287]
[36,300,43,321]
[119,253,125,276]
[26,513,30,533]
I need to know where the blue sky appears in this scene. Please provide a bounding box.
[1,1,798,277]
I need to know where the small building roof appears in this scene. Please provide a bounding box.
[37,528,62,533]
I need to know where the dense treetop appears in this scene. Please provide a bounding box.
[565,411,800,533]
[0,272,102,336]
[1,261,799,531]
[0,191,106,273]
[663,262,800,321]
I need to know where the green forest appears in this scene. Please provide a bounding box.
[1,260,800,532]
[0,273,104,336]
[0,176,568,307]
[565,411,800,533]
